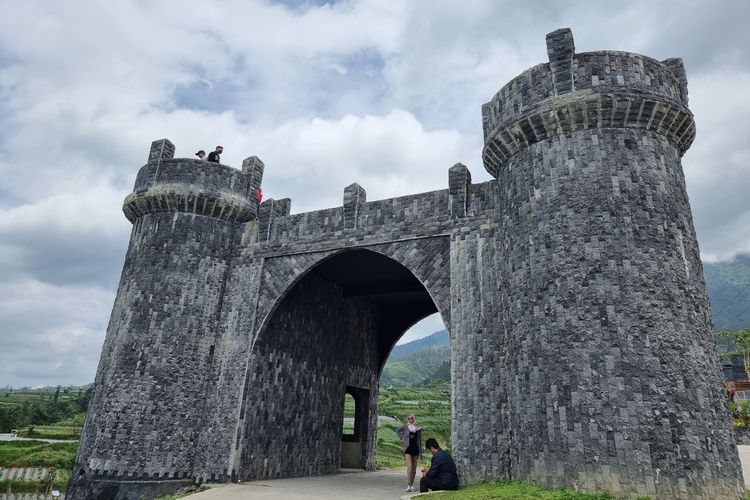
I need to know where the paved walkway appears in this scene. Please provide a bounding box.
[738,445,750,488]
[190,469,421,499]
[191,448,750,499]
[0,444,745,499]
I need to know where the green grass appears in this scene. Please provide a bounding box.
[0,440,78,469]
[155,486,208,499]
[0,478,70,494]
[376,385,450,470]
[0,470,70,494]
[51,412,86,427]
[428,481,642,499]
[0,440,76,494]
[18,425,81,440]
[0,390,81,406]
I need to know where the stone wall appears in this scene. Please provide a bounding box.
[194,237,453,483]
[68,211,237,499]
[238,273,380,479]
[496,127,740,497]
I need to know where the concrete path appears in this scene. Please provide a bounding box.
[191,448,750,499]
[190,469,422,499]
[738,445,750,489]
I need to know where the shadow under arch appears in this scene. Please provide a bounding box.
[236,247,448,481]
[253,246,450,369]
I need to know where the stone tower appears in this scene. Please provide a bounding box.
[461,28,743,497]
[68,29,744,499]
[67,145,264,499]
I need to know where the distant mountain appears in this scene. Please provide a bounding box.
[381,330,450,387]
[389,330,448,361]
[704,254,750,331]
[379,256,750,387]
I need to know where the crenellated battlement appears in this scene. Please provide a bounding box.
[247,163,493,249]
[481,28,695,177]
[123,139,264,223]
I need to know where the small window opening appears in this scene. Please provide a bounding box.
[342,392,356,438]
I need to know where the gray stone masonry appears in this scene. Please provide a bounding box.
[448,163,471,218]
[69,29,744,499]
[343,183,366,230]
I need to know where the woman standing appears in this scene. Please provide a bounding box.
[396,413,422,492]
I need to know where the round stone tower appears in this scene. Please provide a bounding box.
[67,140,263,499]
[481,29,743,498]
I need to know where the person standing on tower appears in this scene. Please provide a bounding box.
[207,145,223,163]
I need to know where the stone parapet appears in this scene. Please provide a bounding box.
[123,140,262,223]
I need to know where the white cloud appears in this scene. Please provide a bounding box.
[250,109,482,211]
[0,0,748,385]
[0,279,111,387]
[0,185,130,287]
[397,313,446,345]
[682,67,750,261]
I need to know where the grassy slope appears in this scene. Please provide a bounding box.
[375,385,451,469]
[0,440,75,492]
[429,481,627,499]
[704,254,750,330]
[0,440,77,469]
[380,344,450,388]
[389,330,449,362]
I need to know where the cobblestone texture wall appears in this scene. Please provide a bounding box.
[238,273,380,479]
[69,29,743,500]
[496,128,742,498]
[67,212,236,499]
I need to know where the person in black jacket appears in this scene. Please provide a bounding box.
[420,437,459,493]
[207,145,223,163]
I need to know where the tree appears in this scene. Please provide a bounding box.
[718,328,750,379]
[729,400,750,427]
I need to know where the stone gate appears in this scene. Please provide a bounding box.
[68,29,745,499]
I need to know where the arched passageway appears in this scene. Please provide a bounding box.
[236,249,443,480]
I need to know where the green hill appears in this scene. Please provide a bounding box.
[388,329,448,361]
[380,333,450,388]
[380,255,750,388]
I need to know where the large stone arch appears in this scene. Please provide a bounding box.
[251,236,452,350]
[234,241,450,480]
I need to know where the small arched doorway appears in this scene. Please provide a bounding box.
[236,249,443,479]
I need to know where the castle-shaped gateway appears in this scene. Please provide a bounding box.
[68,29,745,499]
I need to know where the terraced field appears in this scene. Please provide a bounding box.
[1,384,451,497]
[0,466,68,498]
[342,385,452,469]
[0,441,73,497]
[0,388,89,436]
[379,385,451,468]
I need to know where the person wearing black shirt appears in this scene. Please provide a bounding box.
[395,413,422,492]
[207,145,223,163]
[420,437,459,493]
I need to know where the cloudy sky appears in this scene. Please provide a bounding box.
[1,0,748,387]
